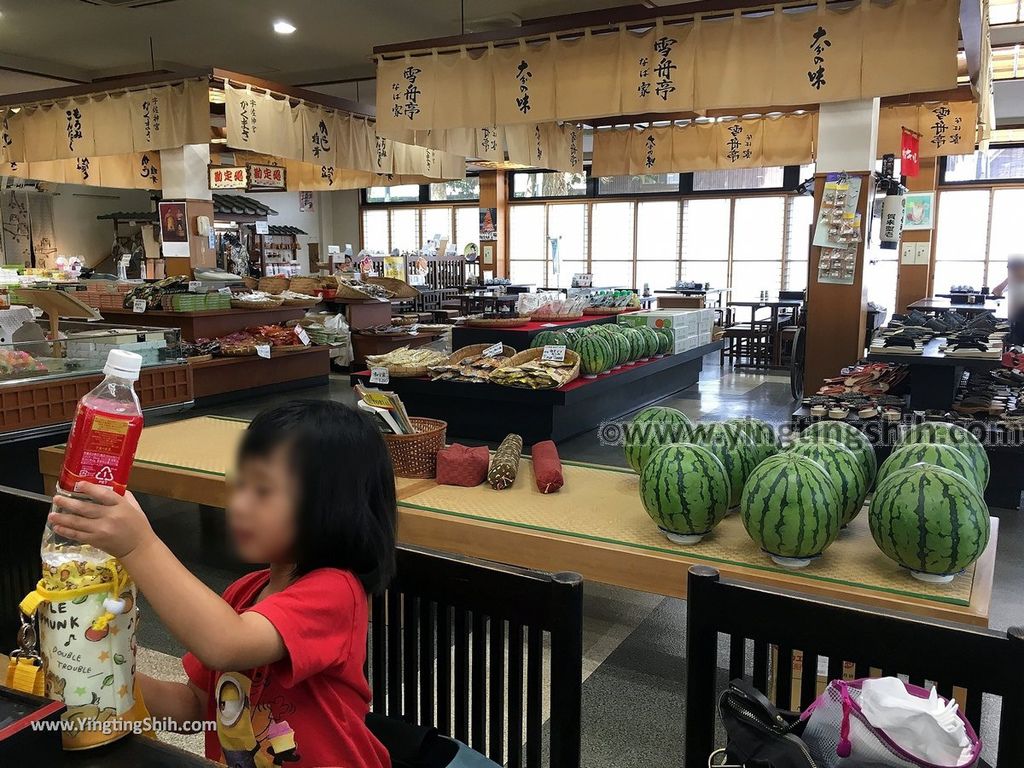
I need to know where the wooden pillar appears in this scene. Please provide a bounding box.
[894,157,938,313]
[160,144,215,277]
[803,99,878,391]
[478,170,508,278]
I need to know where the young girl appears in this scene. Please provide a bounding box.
[48,401,397,768]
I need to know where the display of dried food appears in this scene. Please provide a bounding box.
[122,275,189,310]
[429,353,511,383]
[339,280,395,300]
[180,338,221,358]
[366,347,448,369]
[216,330,265,356]
[248,324,302,346]
[489,359,577,389]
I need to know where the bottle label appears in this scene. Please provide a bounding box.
[58,405,143,495]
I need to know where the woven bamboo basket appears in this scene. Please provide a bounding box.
[366,276,420,299]
[496,348,581,389]
[530,312,583,322]
[288,276,321,295]
[334,283,393,301]
[465,316,530,328]
[449,343,517,366]
[383,418,447,478]
[257,276,289,294]
[281,296,320,307]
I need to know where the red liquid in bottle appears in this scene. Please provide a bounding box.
[58,396,144,495]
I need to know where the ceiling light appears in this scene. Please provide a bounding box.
[273,20,296,34]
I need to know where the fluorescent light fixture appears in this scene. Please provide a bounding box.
[273,20,296,34]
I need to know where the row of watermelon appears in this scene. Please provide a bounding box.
[529,323,673,377]
[627,409,991,581]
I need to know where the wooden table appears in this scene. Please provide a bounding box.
[727,298,803,367]
[98,307,308,341]
[39,417,996,627]
[908,297,1007,317]
[455,293,519,315]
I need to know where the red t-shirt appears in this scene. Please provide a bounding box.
[183,568,390,768]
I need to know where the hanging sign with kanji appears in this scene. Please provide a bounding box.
[246,163,287,191]
[900,129,920,177]
[209,165,247,189]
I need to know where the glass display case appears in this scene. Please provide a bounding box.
[0,315,192,441]
[0,320,183,386]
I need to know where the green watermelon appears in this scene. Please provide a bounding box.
[689,422,758,509]
[602,322,625,334]
[636,326,660,360]
[727,417,780,466]
[740,453,842,564]
[530,330,559,349]
[787,438,868,526]
[624,406,692,472]
[559,329,579,351]
[868,465,990,580]
[653,327,672,356]
[608,332,631,368]
[577,334,613,377]
[897,422,989,490]
[877,443,980,494]
[622,328,645,363]
[640,443,731,544]
[799,421,877,485]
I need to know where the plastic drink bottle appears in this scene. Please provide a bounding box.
[26,349,150,749]
[42,349,144,562]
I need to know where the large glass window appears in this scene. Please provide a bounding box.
[692,166,786,192]
[359,205,477,253]
[934,189,990,291]
[511,171,588,199]
[944,147,1024,183]
[636,201,680,290]
[547,204,587,289]
[598,173,680,195]
[784,195,814,290]
[731,197,785,297]
[365,184,421,203]
[429,177,480,201]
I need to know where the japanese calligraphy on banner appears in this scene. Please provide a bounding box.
[9,152,162,190]
[504,122,584,172]
[224,84,293,158]
[375,0,959,137]
[876,102,976,158]
[0,79,207,164]
[591,114,811,176]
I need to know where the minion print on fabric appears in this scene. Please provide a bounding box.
[215,672,300,767]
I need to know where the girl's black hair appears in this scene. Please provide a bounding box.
[238,400,397,594]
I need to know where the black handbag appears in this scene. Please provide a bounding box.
[716,679,816,768]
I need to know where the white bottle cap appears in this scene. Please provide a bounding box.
[103,349,143,380]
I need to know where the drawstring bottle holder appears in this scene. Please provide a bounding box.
[14,557,151,749]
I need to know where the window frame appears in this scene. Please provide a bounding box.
[938,144,1024,187]
[361,174,481,207]
[357,202,481,254]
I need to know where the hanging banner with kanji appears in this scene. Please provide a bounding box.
[876,102,976,158]
[375,0,960,137]
[900,129,920,177]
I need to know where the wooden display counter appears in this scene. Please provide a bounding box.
[38,416,996,627]
[351,342,722,443]
[99,306,309,341]
[450,314,616,349]
[0,362,192,442]
[188,346,330,402]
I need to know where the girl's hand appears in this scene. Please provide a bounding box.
[49,483,156,559]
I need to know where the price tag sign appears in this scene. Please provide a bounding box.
[218,287,233,295]
[256,344,271,359]
[482,342,504,358]
[255,220,269,235]
[208,228,217,249]
[295,326,311,346]
[188,280,201,293]
[541,345,566,362]
[541,323,558,328]
[132,299,147,314]
[370,367,390,385]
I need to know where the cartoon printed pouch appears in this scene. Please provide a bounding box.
[17,558,151,749]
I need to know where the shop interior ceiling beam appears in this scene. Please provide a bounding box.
[209,69,375,119]
[0,68,209,108]
[958,0,985,89]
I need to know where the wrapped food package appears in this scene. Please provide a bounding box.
[437,443,490,487]
[488,433,523,490]
[531,440,564,493]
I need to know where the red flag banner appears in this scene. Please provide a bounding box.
[901,128,920,177]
